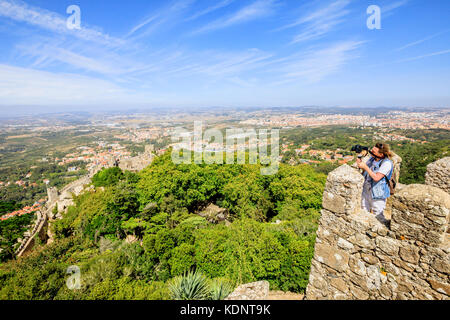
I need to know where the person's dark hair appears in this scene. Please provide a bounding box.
[375,142,392,159]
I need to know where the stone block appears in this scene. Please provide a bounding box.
[393,258,415,273]
[305,286,326,300]
[366,265,385,290]
[380,283,393,299]
[322,192,346,214]
[432,257,450,275]
[350,285,369,300]
[396,277,414,293]
[350,274,370,291]
[322,165,364,216]
[348,257,366,276]
[361,253,379,265]
[314,242,349,272]
[330,277,349,293]
[348,233,375,249]
[399,245,420,264]
[425,157,450,193]
[375,237,400,256]
[225,281,269,300]
[428,279,450,296]
[391,184,450,246]
[316,225,336,244]
[308,274,327,291]
[337,237,354,251]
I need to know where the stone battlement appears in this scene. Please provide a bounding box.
[306,157,450,300]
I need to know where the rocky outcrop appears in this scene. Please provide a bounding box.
[119,145,155,172]
[306,159,450,300]
[197,203,230,224]
[225,281,305,300]
[425,157,450,194]
[225,281,270,300]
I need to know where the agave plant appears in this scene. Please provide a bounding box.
[169,269,210,300]
[209,278,234,300]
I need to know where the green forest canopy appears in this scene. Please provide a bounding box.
[0,151,326,299]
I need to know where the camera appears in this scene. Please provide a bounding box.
[351,145,369,153]
[351,145,369,158]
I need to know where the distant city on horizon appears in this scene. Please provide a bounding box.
[0,104,449,120]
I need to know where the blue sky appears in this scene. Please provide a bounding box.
[0,0,449,111]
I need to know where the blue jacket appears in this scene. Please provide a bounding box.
[363,157,393,200]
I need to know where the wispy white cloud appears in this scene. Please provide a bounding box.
[185,0,235,21]
[0,64,137,105]
[127,47,274,84]
[191,0,277,35]
[368,48,450,69]
[126,14,160,37]
[17,42,131,75]
[272,40,364,84]
[0,0,366,105]
[381,0,409,15]
[0,0,124,47]
[276,0,351,44]
[157,41,363,86]
[395,49,450,63]
[394,30,450,52]
[126,0,195,38]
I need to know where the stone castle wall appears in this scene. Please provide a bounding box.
[15,147,156,257]
[306,157,450,300]
[119,145,155,172]
[15,210,48,257]
[425,157,450,194]
[16,176,92,257]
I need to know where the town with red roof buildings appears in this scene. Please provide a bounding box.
[1,199,46,221]
[0,107,447,224]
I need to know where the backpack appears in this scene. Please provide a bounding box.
[380,158,396,195]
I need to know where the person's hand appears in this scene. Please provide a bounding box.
[356,158,368,171]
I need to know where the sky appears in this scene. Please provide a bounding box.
[0,0,449,113]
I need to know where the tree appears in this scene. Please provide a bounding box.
[92,167,124,187]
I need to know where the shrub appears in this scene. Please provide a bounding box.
[92,167,124,187]
[209,278,234,300]
[168,269,210,300]
[168,243,196,276]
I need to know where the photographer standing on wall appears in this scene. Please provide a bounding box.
[356,142,394,224]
